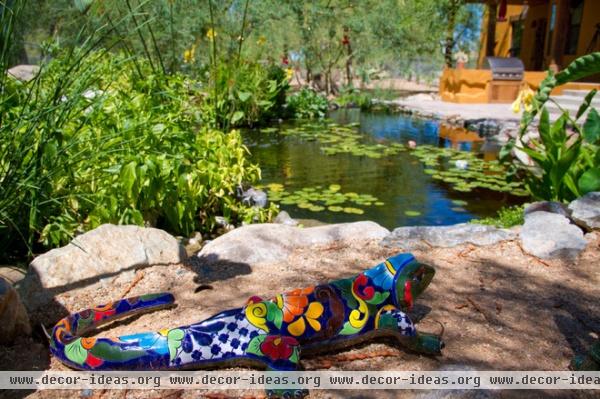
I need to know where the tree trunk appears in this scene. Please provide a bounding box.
[444,0,461,68]
[485,1,498,58]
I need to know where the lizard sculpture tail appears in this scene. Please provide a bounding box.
[50,293,179,370]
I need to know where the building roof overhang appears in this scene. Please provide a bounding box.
[465,0,547,5]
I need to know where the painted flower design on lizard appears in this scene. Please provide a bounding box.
[275,287,313,323]
[287,303,324,337]
[64,337,104,368]
[260,335,299,361]
[352,273,375,300]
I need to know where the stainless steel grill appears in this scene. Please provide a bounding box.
[486,57,524,81]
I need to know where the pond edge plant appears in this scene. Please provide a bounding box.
[501,52,600,202]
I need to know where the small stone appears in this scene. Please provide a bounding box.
[0,277,32,344]
[7,65,40,81]
[238,186,268,208]
[520,211,587,259]
[274,211,299,226]
[568,192,600,231]
[215,216,228,227]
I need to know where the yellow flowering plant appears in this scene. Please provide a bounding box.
[511,87,535,114]
[501,53,600,201]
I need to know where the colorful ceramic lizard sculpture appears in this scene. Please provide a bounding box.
[50,253,444,397]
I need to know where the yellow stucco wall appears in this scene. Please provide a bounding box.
[439,69,600,103]
[519,3,549,70]
[444,0,600,103]
[477,5,524,68]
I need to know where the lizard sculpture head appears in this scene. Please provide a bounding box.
[389,254,435,311]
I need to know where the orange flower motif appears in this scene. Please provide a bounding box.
[81,337,97,350]
[275,287,314,323]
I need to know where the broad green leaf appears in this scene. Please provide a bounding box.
[576,89,597,120]
[578,168,600,194]
[583,108,600,144]
[556,52,600,86]
[550,113,567,145]
[231,111,244,124]
[74,0,94,13]
[237,91,251,102]
[563,174,581,198]
[120,161,137,199]
[538,108,551,147]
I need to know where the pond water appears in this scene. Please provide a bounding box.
[245,109,527,229]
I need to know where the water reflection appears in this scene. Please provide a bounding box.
[245,111,524,229]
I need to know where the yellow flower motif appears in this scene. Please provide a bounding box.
[287,301,324,336]
[257,36,266,46]
[206,28,216,40]
[285,67,294,81]
[246,301,269,332]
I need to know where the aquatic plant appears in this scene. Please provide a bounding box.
[257,183,385,215]
[285,88,329,119]
[276,121,528,197]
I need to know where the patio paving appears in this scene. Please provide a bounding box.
[387,94,522,122]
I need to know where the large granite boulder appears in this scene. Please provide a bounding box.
[197,221,389,265]
[19,224,187,322]
[521,211,587,259]
[568,192,600,231]
[380,223,515,250]
[0,278,31,344]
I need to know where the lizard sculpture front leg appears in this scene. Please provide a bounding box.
[374,306,444,355]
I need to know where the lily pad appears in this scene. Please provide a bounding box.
[343,207,364,215]
[404,210,421,217]
[451,199,468,206]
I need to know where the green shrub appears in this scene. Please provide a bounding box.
[473,205,524,228]
[286,88,329,119]
[502,52,600,202]
[0,51,276,259]
[203,61,289,129]
[335,88,373,110]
